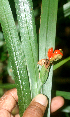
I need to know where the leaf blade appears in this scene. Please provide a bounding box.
[39,0,58,116]
[0,0,31,116]
[53,57,70,70]
[15,0,39,98]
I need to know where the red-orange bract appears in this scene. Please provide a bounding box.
[47,48,63,62]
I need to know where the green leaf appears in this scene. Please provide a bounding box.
[43,66,53,117]
[39,0,58,61]
[0,84,16,89]
[0,0,31,116]
[14,0,39,98]
[56,90,70,100]
[63,2,70,17]
[53,57,70,70]
[58,2,70,19]
[39,0,58,116]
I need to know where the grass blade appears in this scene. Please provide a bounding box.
[14,0,39,98]
[56,90,70,100]
[0,84,16,89]
[53,57,70,70]
[0,0,31,116]
[63,2,70,17]
[39,0,58,116]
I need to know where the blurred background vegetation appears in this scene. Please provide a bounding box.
[0,0,70,116]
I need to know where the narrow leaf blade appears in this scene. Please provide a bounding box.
[0,0,31,116]
[15,0,39,98]
[39,0,58,117]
